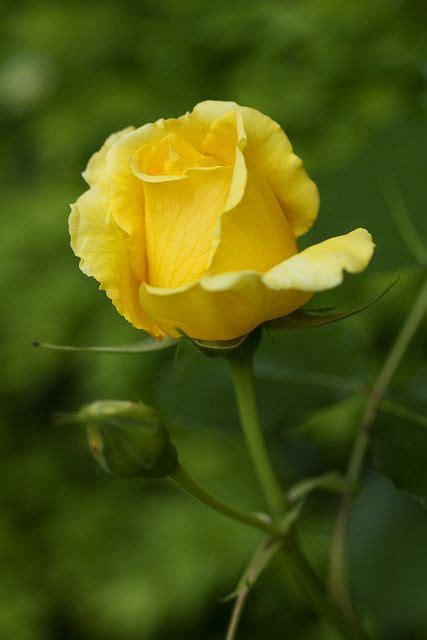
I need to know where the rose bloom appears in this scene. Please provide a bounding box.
[70,101,374,341]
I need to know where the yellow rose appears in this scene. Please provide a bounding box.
[69,101,374,341]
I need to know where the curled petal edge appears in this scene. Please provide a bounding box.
[139,228,375,341]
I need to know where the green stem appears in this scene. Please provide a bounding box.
[227,347,368,638]
[228,352,286,518]
[330,277,427,620]
[171,464,351,637]
[170,464,282,537]
[283,536,360,639]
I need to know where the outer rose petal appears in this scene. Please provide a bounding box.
[83,127,134,187]
[191,101,319,237]
[101,123,168,281]
[139,228,374,341]
[69,187,164,337]
[264,228,375,290]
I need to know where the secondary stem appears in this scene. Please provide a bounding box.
[330,277,427,619]
[170,464,282,537]
[228,352,286,518]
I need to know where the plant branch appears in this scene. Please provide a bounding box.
[225,504,304,640]
[170,464,282,537]
[225,537,284,640]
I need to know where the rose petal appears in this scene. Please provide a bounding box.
[78,124,166,284]
[83,127,134,187]
[208,166,297,275]
[139,112,248,288]
[69,187,163,336]
[192,100,319,237]
[142,165,234,288]
[139,229,374,341]
[264,228,375,290]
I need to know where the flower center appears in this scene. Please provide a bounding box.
[135,132,219,179]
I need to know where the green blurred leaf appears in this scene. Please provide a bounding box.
[372,409,427,501]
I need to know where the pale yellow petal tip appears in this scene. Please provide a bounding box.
[264,228,375,292]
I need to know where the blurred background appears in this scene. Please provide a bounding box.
[1,1,427,638]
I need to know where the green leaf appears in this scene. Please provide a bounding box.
[265,279,398,331]
[32,336,177,354]
[287,394,366,469]
[372,407,427,501]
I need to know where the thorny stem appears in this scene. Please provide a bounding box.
[330,278,427,621]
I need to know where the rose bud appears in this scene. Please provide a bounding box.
[75,400,178,478]
[70,101,374,342]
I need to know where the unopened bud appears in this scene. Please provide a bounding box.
[76,400,178,478]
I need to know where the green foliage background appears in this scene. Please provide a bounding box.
[1,1,426,638]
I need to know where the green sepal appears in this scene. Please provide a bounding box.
[176,327,261,358]
[264,279,398,331]
[32,336,177,354]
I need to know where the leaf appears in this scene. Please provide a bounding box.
[265,279,398,331]
[31,336,177,354]
[372,407,427,501]
[286,394,366,469]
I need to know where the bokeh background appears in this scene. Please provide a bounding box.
[1,1,427,638]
